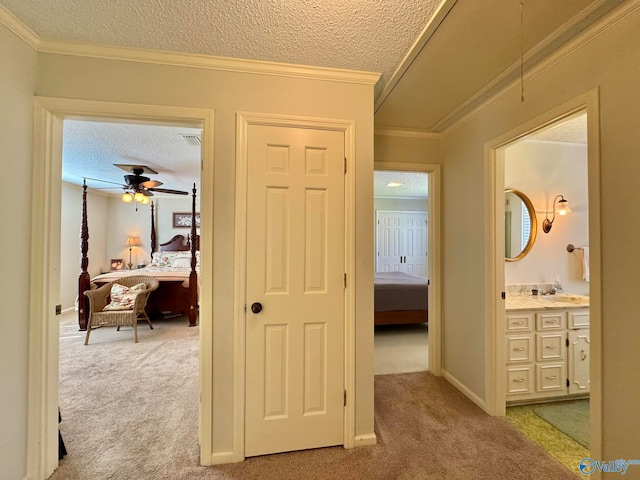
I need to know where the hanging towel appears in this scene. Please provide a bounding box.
[581,247,590,282]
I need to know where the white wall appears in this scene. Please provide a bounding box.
[505,140,589,295]
[442,6,640,459]
[374,197,427,212]
[36,51,376,457]
[0,23,37,480]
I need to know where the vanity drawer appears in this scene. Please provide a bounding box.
[536,363,566,392]
[536,311,566,331]
[506,335,534,363]
[536,333,566,361]
[506,313,534,332]
[507,365,534,395]
[569,310,590,329]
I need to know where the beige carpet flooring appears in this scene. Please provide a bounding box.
[53,312,578,480]
[374,323,428,375]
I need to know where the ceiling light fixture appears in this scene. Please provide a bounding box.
[386,182,403,187]
[542,194,571,233]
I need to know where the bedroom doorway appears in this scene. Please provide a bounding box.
[373,163,441,377]
[57,117,203,474]
[28,97,214,477]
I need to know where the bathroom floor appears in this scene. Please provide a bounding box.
[506,403,590,478]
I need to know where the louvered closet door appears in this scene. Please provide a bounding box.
[244,124,345,457]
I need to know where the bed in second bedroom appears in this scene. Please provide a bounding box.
[374,271,428,325]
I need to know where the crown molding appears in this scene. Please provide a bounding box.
[439,0,638,135]
[375,126,441,139]
[37,38,381,86]
[0,4,40,50]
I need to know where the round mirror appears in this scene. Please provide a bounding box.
[505,189,537,262]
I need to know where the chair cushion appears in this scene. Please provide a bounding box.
[103,283,147,311]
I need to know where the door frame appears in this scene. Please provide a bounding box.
[27,97,215,477]
[484,89,602,459]
[234,112,356,461]
[373,162,442,376]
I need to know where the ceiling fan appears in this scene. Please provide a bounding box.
[85,164,189,204]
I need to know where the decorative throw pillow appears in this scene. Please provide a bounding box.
[149,251,178,267]
[103,282,147,311]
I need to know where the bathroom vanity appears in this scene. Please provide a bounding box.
[505,293,590,403]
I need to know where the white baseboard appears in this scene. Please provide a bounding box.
[441,369,487,412]
[354,433,377,447]
[210,450,241,465]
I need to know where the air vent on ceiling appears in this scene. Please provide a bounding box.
[180,134,201,146]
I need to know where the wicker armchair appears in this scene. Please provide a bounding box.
[84,275,160,344]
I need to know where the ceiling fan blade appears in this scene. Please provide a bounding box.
[114,164,159,175]
[83,176,125,187]
[148,187,189,195]
[141,179,163,189]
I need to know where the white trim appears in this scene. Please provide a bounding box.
[373,161,442,376]
[374,0,458,112]
[374,127,441,139]
[0,4,40,50]
[28,97,215,475]
[210,451,241,466]
[441,1,640,135]
[484,89,602,464]
[354,433,378,447]
[441,369,486,411]
[234,112,357,462]
[38,39,380,86]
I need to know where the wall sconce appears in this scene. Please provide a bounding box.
[125,236,142,270]
[542,195,571,233]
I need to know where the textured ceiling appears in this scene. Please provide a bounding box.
[528,113,587,144]
[62,120,202,195]
[0,0,443,98]
[374,171,428,199]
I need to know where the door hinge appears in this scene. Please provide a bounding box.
[566,338,569,347]
[501,292,506,300]
[344,273,347,288]
[566,378,570,387]
[344,389,347,406]
[55,304,61,315]
[244,304,247,313]
[344,157,347,174]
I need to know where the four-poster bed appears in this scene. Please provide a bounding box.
[77,183,199,330]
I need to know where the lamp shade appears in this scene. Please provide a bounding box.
[122,192,134,203]
[556,198,571,216]
[125,236,142,247]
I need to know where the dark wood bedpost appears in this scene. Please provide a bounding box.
[188,183,198,327]
[78,180,90,331]
[150,201,157,254]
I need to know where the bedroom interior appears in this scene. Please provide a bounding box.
[373,170,429,376]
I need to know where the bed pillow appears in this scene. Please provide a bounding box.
[103,282,147,311]
[171,256,192,269]
[149,251,179,267]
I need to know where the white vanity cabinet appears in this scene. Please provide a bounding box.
[506,307,589,402]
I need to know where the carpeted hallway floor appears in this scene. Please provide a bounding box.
[53,313,579,479]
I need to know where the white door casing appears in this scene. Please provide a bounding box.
[244,124,345,456]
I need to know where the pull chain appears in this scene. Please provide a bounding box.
[520,1,525,102]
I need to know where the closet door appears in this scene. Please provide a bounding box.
[376,211,427,277]
[402,212,427,278]
[376,211,403,272]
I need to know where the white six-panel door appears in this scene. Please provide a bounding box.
[245,124,345,457]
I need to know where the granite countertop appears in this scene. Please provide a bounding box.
[505,292,590,311]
